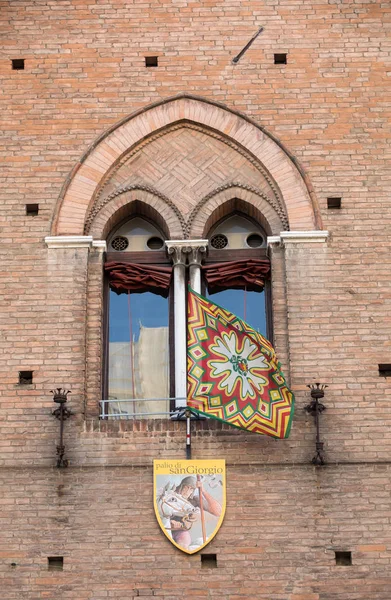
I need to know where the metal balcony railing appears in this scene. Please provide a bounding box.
[99,397,188,419]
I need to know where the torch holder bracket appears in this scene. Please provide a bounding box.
[52,406,73,420]
[304,399,326,417]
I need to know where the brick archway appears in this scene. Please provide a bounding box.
[52,94,322,236]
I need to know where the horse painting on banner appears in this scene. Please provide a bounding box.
[157,483,201,540]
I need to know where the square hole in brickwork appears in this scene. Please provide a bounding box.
[145,56,158,67]
[274,53,287,65]
[335,551,352,566]
[12,59,25,70]
[201,554,217,568]
[26,203,39,216]
[48,557,63,571]
[378,364,391,377]
[19,371,33,385]
[327,197,342,209]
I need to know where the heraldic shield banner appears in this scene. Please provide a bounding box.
[154,459,226,554]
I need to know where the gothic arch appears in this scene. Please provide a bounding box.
[186,184,287,239]
[86,186,185,239]
[52,94,322,236]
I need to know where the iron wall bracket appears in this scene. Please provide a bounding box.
[51,388,72,468]
[305,383,327,466]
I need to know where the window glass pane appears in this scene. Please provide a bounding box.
[207,288,267,337]
[108,290,169,418]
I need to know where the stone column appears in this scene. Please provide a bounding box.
[166,240,208,408]
[165,241,189,408]
[188,241,208,294]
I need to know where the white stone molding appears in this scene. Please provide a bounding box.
[92,240,107,251]
[268,231,329,246]
[45,236,107,250]
[45,236,93,249]
[267,235,282,246]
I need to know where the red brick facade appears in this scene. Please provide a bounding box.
[1,1,390,598]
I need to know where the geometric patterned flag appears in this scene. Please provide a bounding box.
[187,288,294,438]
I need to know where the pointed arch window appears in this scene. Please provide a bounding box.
[102,212,272,419]
[204,213,271,339]
[104,217,173,418]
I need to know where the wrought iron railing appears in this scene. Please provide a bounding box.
[99,397,188,419]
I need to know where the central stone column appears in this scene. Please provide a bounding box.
[166,240,208,408]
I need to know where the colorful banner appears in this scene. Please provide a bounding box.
[187,289,294,438]
[154,459,226,554]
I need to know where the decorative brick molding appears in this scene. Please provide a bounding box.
[52,95,321,236]
[88,121,287,229]
[86,185,186,239]
[187,182,288,238]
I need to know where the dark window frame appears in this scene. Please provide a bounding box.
[203,247,273,344]
[102,249,175,416]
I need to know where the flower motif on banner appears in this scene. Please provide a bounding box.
[187,289,295,438]
[209,332,268,400]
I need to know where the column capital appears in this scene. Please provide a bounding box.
[165,241,189,266]
[165,240,208,266]
[187,240,208,266]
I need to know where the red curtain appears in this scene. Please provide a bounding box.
[105,262,172,297]
[202,259,270,293]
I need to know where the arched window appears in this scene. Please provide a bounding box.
[204,213,271,339]
[104,217,172,418]
[102,212,271,420]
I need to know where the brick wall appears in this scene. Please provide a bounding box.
[1,0,391,597]
[1,465,390,599]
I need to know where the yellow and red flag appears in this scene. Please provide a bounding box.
[187,289,294,438]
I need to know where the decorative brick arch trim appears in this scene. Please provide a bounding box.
[52,94,322,235]
[89,121,286,221]
[187,183,288,238]
[86,185,185,239]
